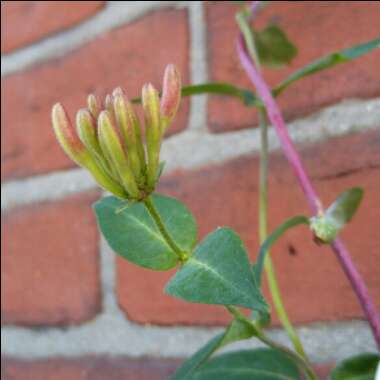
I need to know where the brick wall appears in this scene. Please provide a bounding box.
[2,1,380,378]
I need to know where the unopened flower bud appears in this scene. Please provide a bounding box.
[112,87,124,97]
[52,103,90,166]
[142,83,161,188]
[104,94,116,122]
[52,104,127,199]
[98,111,140,198]
[160,64,181,130]
[113,94,144,181]
[76,109,101,156]
[76,108,115,177]
[87,94,101,119]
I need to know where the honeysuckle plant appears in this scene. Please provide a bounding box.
[52,2,380,379]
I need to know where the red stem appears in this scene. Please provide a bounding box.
[236,34,380,350]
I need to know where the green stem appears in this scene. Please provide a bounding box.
[226,306,317,380]
[143,196,188,262]
[258,109,310,361]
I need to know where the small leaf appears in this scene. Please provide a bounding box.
[254,25,298,68]
[329,353,379,380]
[254,216,310,285]
[166,228,268,311]
[170,319,256,380]
[325,187,364,229]
[94,194,197,270]
[192,349,301,380]
[274,38,380,96]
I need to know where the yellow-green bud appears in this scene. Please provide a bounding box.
[98,111,140,198]
[113,93,144,182]
[52,103,127,199]
[160,64,181,130]
[87,94,100,119]
[142,83,161,188]
[52,103,90,166]
[76,108,116,178]
[76,109,101,156]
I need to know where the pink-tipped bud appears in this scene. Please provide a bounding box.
[52,103,89,165]
[112,87,124,97]
[87,94,101,119]
[160,64,181,130]
[104,94,116,120]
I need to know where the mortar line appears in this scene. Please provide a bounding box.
[187,1,209,132]
[1,317,376,363]
[1,1,184,77]
[2,98,380,211]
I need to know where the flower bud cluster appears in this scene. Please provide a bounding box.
[52,64,181,200]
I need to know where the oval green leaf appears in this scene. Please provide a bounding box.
[165,227,268,311]
[329,353,379,380]
[93,193,197,270]
[192,349,300,380]
[254,25,298,68]
[325,187,364,230]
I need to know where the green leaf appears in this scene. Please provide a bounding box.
[274,38,380,96]
[254,216,309,285]
[94,194,197,270]
[170,319,256,380]
[325,187,364,229]
[192,349,301,380]
[166,227,268,311]
[329,353,379,380]
[131,83,259,107]
[254,25,298,68]
[310,187,364,244]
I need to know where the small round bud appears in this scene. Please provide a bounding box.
[310,216,338,244]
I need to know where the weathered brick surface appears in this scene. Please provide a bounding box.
[117,129,380,325]
[0,357,334,380]
[1,356,181,380]
[206,1,380,133]
[1,1,105,54]
[2,9,189,180]
[1,192,101,326]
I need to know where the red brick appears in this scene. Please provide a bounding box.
[206,1,380,133]
[2,9,190,180]
[1,356,180,380]
[1,192,101,326]
[117,129,380,325]
[1,1,105,53]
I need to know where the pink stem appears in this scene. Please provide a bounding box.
[236,34,380,350]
